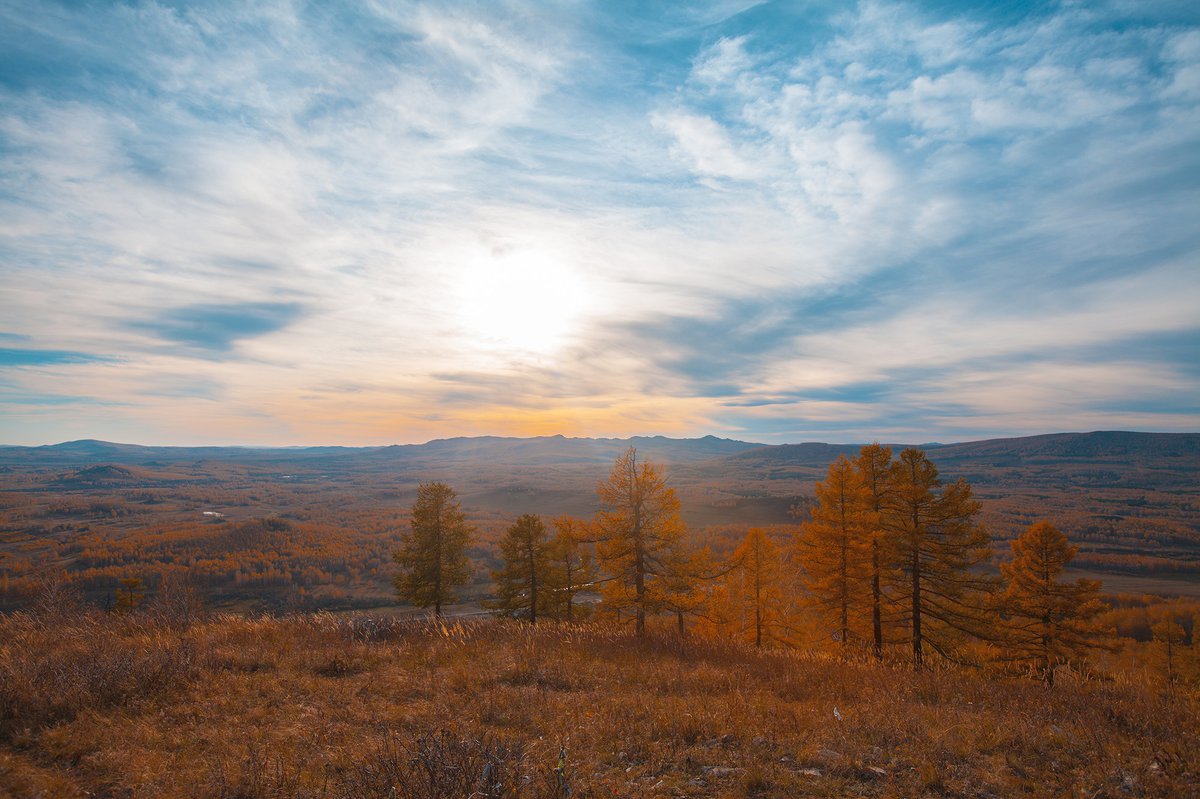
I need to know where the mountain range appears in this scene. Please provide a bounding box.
[4,430,1197,468]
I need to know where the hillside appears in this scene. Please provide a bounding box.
[1,431,1198,611]
[0,609,1195,798]
[0,434,763,469]
[931,431,1200,460]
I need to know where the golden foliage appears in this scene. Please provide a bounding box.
[594,448,686,636]
[999,520,1115,684]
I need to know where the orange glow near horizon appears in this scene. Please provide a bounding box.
[208,390,722,446]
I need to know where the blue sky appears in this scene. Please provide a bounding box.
[1,0,1198,446]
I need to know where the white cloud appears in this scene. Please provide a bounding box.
[1,0,1197,444]
[653,110,766,180]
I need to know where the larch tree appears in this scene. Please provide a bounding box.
[393,482,473,618]
[660,543,729,637]
[1000,520,1112,686]
[885,448,995,667]
[799,456,872,649]
[115,576,144,613]
[547,516,595,622]
[855,443,894,659]
[594,447,686,637]
[488,514,551,622]
[1152,608,1188,694]
[734,528,785,647]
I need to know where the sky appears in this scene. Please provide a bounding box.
[1,0,1198,447]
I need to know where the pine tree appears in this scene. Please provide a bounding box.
[855,443,894,659]
[799,457,872,648]
[594,447,686,637]
[884,448,994,666]
[546,516,595,622]
[393,482,473,617]
[1000,520,1112,685]
[488,514,551,622]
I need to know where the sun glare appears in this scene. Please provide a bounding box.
[457,248,588,354]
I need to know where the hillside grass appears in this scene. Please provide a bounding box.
[0,607,1196,798]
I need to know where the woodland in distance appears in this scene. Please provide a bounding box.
[0,432,1197,797]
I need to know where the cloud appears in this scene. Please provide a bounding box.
[652,110,765,180]
[0,1,1197,444]
[128,302,307,353]
[0,348,110,367]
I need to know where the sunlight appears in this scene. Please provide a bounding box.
[457,247,588,354]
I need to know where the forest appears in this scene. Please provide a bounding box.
[383,444,1198,686]
[1,435,1199,668]
[2,432,1198,616]
[1,437,1198,796]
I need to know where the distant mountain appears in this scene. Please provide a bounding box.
[51,464,137,487]
[707,432,1200,493]
[929,431,1200,460]
[3,432,1197,470]
[390,434,763,465]
[0,438,388,467]
[717,431,1200,467]
[0,434,765,468]
[723,442,866,467]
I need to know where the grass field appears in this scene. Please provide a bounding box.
[1064,568,1200,599]
[1,604,1196,798]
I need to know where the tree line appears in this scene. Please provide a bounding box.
[394,445,1117,682]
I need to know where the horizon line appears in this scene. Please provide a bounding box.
[1,429,1195,451]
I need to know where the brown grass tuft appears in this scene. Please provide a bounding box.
[0,607,1196,798]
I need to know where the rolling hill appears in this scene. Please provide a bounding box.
[1,430,1198,609]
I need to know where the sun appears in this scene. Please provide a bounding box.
[457,248,588,354]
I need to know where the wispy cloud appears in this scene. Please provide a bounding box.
[0,1,1197,445]
[129,302,307,353]
[0,348,111,367]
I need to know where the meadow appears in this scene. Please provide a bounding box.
[1,598,1196,798]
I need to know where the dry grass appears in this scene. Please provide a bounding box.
[0,607,1196,798]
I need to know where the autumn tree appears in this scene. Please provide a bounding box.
[799,457,872,649]
[885,448,994,666]
[393,482,473,618]
[488,514,551,622]
[999,520,1112,685]
[661,543,728,636]
[115,576,144,613]
[734,528,787,647]
[546,516,595,622]
[594,447,686,637]
[1152,608,1188,694]
[855,443,894,659]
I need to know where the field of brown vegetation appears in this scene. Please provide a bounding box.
[2,432,1198,613]
[1,597,1196,798]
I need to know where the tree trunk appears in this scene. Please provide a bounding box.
[839,490,849,647]
[872,542,883,660]
[634,540,646,637]
[565,560,574,623]
[635,559,646,637]
[911,541,922,668]
[433,509,443,618]
[529,556,538,625]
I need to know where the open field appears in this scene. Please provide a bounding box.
[1065,569,1200,600]
[1,607,1196,799]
